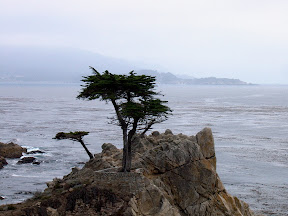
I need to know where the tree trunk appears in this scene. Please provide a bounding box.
[126,135,133,172]
[111,99,130,172]
[141,119,155,136]
[126,119,138,172]
[122,127,129,172]
[79,139,94,160]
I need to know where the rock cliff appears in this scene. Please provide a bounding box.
[0,128,257,216]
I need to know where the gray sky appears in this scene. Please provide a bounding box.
[1,0,288,84]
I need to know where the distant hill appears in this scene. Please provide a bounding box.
[0,46,248,85]
[135,70,179,84]
[136,70,248,85]
[0,45,139,82]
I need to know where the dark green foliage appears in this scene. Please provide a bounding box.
[77,68,172,171]
[78,68,171,133]
[54,131,89,142]
[77,69,157,101]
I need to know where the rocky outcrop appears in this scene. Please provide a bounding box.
[0,142,27,158]
[0,128,257,216]
[17,157,36,164]
[0,156,8,169]
[0,142,27,169]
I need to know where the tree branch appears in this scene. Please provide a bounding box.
[111,99,127,129]
[141,119,156,135]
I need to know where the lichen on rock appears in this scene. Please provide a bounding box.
[0,128,257,216]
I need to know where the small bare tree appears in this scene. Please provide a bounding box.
[54,131,93,159]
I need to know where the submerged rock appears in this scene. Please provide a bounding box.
[32,161,41,165]
[0,128,258,216]
[0,142,27,158]
[26,150,45,155]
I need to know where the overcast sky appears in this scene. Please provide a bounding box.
[1,0,288,84]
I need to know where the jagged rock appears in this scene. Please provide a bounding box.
[101,143,119,156]
[196,127,215,159]
[0,156,8,169]
[0,142,27,158]
[84,143,123,171]
[164,129,173,135]
[0,128,257,216]
[46,178,63,189]
[17,157,36,164]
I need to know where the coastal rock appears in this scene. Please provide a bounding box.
[0,128,256,216]
[17,157,36,164]
[32,161,41,165]
[26,150,45,155]
[0,142,27,158]
[151,131,160,136]
[196,127,215,159]
[164,128,173,135]
[0,156,8,169]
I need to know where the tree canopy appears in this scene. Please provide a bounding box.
[77,67,172,171]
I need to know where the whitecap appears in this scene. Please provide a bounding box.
[11,174,41,178]
[22,146,40,152]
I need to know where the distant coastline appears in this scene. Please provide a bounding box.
[135,70,251,85]
[0,46,251,85]
[0,71,251,86]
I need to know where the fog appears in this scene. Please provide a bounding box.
[1,0,288,84]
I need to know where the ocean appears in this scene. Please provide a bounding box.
[0,83,287,215]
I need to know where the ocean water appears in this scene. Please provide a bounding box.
[0,83,287,215]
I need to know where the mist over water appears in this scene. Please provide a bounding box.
[0,84,287,215]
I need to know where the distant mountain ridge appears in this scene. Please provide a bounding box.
[0,46,248,85]
[135,70,248,85]
[0,45,139,82]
